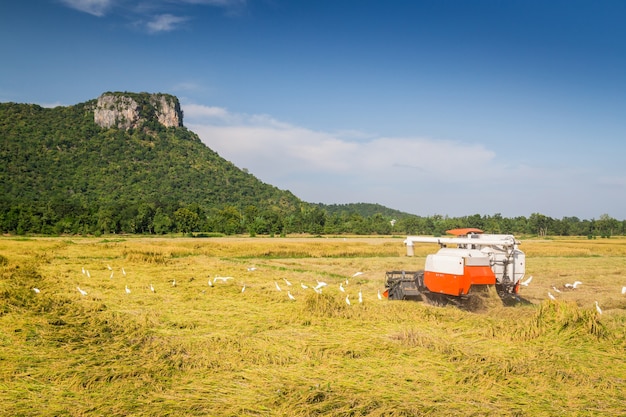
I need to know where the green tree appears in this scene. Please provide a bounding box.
[153,208,173,234]
[174,207,199,234]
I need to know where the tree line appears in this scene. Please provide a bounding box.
[1,199,623,238]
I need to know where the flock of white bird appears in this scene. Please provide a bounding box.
[519,274,626,315]
[267,271,376,304]
[31,266,381,306]
[30,267,626,315]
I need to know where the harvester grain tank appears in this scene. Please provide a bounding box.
[385,228,525,304]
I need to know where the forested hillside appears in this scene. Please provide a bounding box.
[0,95,304,235]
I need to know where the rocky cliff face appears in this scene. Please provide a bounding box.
[94,92,183,129]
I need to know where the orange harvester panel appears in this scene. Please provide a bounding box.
[424,265,496,296]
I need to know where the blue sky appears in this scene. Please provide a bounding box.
[2,0,626,219]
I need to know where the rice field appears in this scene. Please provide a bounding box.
[1,236,625,416]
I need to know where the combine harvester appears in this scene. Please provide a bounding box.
[385,228,525,306]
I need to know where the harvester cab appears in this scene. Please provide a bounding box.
[385,228,525,304]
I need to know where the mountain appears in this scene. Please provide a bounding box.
[0,92,307,234]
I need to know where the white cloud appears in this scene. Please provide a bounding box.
[60,0,113,16]
[146,14,189,33]
[182,102,626,218]
[59,0,245,26]
[183,103,512,211]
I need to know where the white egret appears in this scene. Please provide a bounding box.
[107,264,112,271]
[552,286,561,293]
[345,295,351,306]
[287,291,295,301]
[358,288,363,303]
[208,279,213,287]
[520,275,533,286]
[377,289,382,300]
[77,286,87,296]
[241,284,246,293]
[247,267,257,272]
[125,285,131,294]
[572,281,582,289]
[622,286,626,295]
[300,282,309,289]
[313,286,322,294]
[110,271,114,279]
[564,283,573,289]
[283,278,292,286]
[86,270,90,278]
[150,283,155,293]
[339,283,345,293]
[214,276,233,283]
[275,281,282,291]
[32,287,41,294]
[353,272,364,277]
[122,267,126,277]
[548,292,556,301]
[81,267,85,275]
[314,280,327,290]
[595,300,602,315]
[172,279,176,287]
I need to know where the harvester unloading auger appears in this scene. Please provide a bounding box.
[384,228,525,306]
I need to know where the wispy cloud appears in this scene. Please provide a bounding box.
[183,103,522,212]
[60,0,113,17]
[58,0,245,30]
[146,14,189,33]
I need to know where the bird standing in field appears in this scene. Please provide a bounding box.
[572,281,583,289]
[358,288,363,303]
[77,286,87,296]
[125,285,131,294]
[300,282,309,290]
[150,283,155,293]
[548,292,556,301]
[241,284,246,293]
[622,286,626,295]
[172,279,176,287]
[287,291,295,301]
[122,267,126,277]
[275,281,282,291]
[520,275,533,286]
[339,283,345,293]
[283,278,292,287]
[377,289,382,300]
[345,295,351,306]
[32,287,41,294]
[595,301,602,315]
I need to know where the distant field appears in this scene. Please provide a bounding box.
[1,236,625,416]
